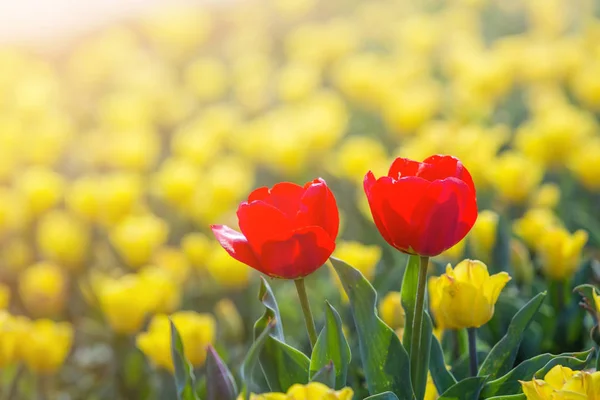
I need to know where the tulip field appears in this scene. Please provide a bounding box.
[2,0,600,399]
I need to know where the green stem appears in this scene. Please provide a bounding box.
[294,278,318,349]
[468,328,479,377]
[410,256,429,387]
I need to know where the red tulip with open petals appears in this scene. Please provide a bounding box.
[364,155,478,257]
[211,178,339,279]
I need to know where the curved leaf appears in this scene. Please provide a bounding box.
[254,277,284,341]
[401,255,432,400]
[482,349,593,398]
[438,377,486,400]
[479,292,546,379]
[574,284,599,313]
[206,346,238,400]
[170,320,199,400]
[364,392,400,400]
[429,334,457,394]
[330,257,413,399]
[310,301,351,389]
[240,323,275,400]
[311,361,336,388]
[261,336,310,392]
[534,348,594,379]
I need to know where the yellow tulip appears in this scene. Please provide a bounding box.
[19,262,67,317]
[530,183,561,209]
[153,246,191,284]
[65,176,100,222]
[379,291,405,331]
[110,214,169,268]
[153,158,201,209]
[206,244,252,290]
[276,62,320,102]
[97,174,144,226]
[470,210,499,263]
[487,152,544,204]
[17,167,64,215]
[330,135,389,183]
[136,312,216,372]
[22,319,73,375]
[96,274,154,335]
[0,238,33,275]
[36,210,90,271]
[0,312,20,368]
[520,365,600,399]
[429,260,511,329]
[569,138,600,191]
[181,232,212,271]
[184,57,228,102]
[105,129,160,172]
[513,208,562,250]
[537,227,588,281]
[240,382,353,400]
[138,266,181,314]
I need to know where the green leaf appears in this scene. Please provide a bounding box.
[492,215,511,274]
[206,346,238,400]
[481,349,593,397]
[310,301,351,389]
[479,292,547,379]
[330,257,413,399]
[254,277,284,341]
[401,255,432,400]
[170,320,199,400]
[429,334,457,394]
[240,323,275,400]
[485,395,527,400]
[574,284,599,313]
[437,377,487,400]
[534,348,594,379]
[310,361,336,388]
[260,336,310,392]
[364,392,400,400]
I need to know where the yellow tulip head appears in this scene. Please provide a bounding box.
[240,382,354,400]
[520,365,600,399]
[110,214,169,268]
[136,312,216,372]
[19,262,67,317]
[181,232,212,271]
[428,260,511,329]
[537,227,588,281]
[36,210,90,271]
[22,319,73,375]
[206,243,252,290]
[513,208,563,250]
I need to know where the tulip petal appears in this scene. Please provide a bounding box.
[210,225,261,270]
[363,172,393,245]
[237,201,294,252]
[258,226,335,279]
[438,280,492,329]
[453,260,490,289]
[543,365,577,390]
[297,178,339,239]
[520,380,554,400]
[483,272,511,304]
[388,157,422,179]
[248,183,305,219]
[421,155,476,194]
[411,177,477,256]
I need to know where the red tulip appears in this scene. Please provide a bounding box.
[211,178,339,279]
[364,155,477,257]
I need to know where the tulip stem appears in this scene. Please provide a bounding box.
[295,278,318,349]
[468,328,478,376]
[410,256,429,386]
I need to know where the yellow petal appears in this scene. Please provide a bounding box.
[437,280,493,329]
[544,365,577,390]
[483,272,511,305]
[453,259,490,288]
[520,379,554,400]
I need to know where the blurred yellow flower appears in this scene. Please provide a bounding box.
[215,298,244,342]
[0,312,20,368]
[241,382,353,400]
[37,210,90,271]
[381,80,441,135]
[425,373,439,400]
[429,260,511,329]
[488,152,544,204]
[181,233,212,271]
[22,319,73,375]
[153,246,191,284]
[138,266,181,314]
[520,364,600,400]
[470,210,499,263]
[153,158,201,209]
[206,244,252,290]
[110,214,169,268]
[569,138,600,191]
[136,311,216,372]
[379,291,405,332]
[276,62,320,102]
[330,135,389,183]
[17,167,64,215]
[184,57,228,102]
[0,284,9,309]
[513,208,563,249]
[333,241,381,302]
[19,262,67,317]
[537,227,588,281]
[96,274,153,335]
[530,183,561,209]
[106,129,161,172]
[510,239,535,285]
[0,238,33,275]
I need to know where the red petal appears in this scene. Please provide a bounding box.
[247,183,305,219]
[373,176,430,252]
[210,225,261,270]
[363,172,393,245]
[388,157,422,179]
[237,201,294,253]
[410,177,477,256]
[247,187,270,202]
[420,155,476,194]
[257,226,335,279]
[296,178,339,239]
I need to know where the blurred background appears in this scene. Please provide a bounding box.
[1,0,600,398]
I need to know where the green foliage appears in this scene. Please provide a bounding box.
[169,321,199,400]
[310,361,336,388]
[240,323,275,400]
[206,346,238,400]
[438,377,487,400]
[429,334,457,394]
[330,257,413,400]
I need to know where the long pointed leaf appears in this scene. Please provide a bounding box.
[429,334,457,394]
[479,292,546,379]
[330,257,413,399]
[365,392,400,400]
[254,277,284,341]
[438,377,486,400]
[170,320,199,400]
[206,346,238,400]
[261,336,310,392]
[310,301,351,389]
[534,348,594,379]
[240,323,275,400]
